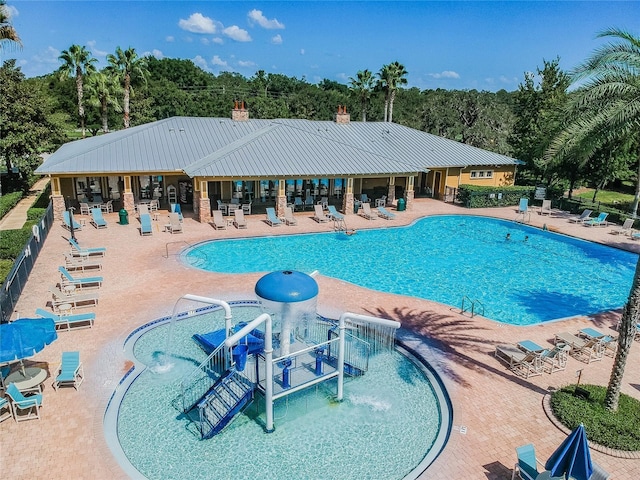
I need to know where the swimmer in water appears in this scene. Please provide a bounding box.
[506,233,511,240]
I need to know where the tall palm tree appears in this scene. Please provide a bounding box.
[59,44,97,138]
[348,69,375,122]
[85,71,122,133]
[0,0,22,53]
[377,62,408,123]
[548,28,640,412]
[107,46,148,128]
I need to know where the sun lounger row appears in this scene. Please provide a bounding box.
[36,308,95,330]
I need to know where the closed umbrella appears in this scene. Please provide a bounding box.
[545,424,593,480]
[0,318,57,377]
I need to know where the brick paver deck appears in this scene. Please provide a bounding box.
[1,199,638,479]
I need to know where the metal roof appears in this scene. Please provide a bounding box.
[36,116,520,177]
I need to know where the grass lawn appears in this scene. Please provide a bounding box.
[575,189,635,207]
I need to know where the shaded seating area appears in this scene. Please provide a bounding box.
[90,208,108,228]
[35,308,95,331]
[5,383,43,422]
[52,351,84,391]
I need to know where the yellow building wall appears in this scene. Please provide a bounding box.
[459,165,516,186]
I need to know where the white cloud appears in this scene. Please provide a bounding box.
[166,36,175,42]
[87,40,108,58]
[428,70,460,79]
[213,37,224,45]
[247,9,284,29]
[193,55,209,71]
[149,49,164,59]
[33,46,60,65]
[178,13,218,34]
[223,25,251,42]
[238,60,256,68]
[300,49,305,55]
[271,34,283,45]
[211,55,228,67]
[201,38,210,45]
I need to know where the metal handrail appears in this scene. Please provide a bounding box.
[164,240,191,258]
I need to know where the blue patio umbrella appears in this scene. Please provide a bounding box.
[0,318,57,374]
[545,424,593,480]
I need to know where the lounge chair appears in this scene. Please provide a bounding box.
[584,212,609,227]
[49,286,99,309]
[265,207,282,226]
[313,204,330,223]
[518,198,529,213]
[62,211,82,231]
[539,199,552,216]
[554,332,603,363]
[377,206,396,220]
[494,344,542,378]
[283,206,297,226]
[166,212,183,233]
[170,203,184,221]
[90,208,107,228]
[63,252,102,272]
[58,266,103,290]
[52,351,84,391]
[359,203,378,220]
[5,383,43,422]
[539,344,570,373]
[578,328,618,357]
[0,365,10,390]
[140,213,153,236]
[327,205,344,221]
[511,443,544,480]
[610,218,634,235]
[69,238,106,257]
[36,307,95,331]
[211,210,227,230]
[0,396,12,423]
[304,197,314,210]
[233,208,247,229]
[567,209,592,223]
[293,197,304,212]
[137,203,149,216]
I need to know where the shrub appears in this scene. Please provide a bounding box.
[0,191,23,219]
[457,185,535,208]
[0,228,32,260]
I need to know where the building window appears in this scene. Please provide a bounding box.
[470,170,493,180]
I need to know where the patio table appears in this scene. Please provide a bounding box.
[5,367,47,393]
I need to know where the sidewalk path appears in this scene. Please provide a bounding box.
[0,176,50,231]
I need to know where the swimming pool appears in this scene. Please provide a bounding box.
[105,304,447,480]
[183,215,638,325]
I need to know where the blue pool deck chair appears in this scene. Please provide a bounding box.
[90,208,107,228]
[140,213,153,235]
[5,383,43,422]
[52,351,84,391]
[377,206,396,220]
[327,205,344,221]
[518,198,529,213]
[63,211,82,231]
[59,266,103,289]
[69,238,106,257]
[584,212,609,227]
[35,308,95,330]
[265,207,282,226]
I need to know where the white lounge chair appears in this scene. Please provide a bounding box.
[568,209,592,223]
[494,344,542,378]
[233,208,247,229]
[48,286,99,309]
[359,203,378,220]
[211,210,227,230]
[63,253,102,272]
[610,218,634,235]
[539,199,552,216]
[283,206,297,226]
[166,212,183,233]
[313,204,330,223]
[554,332,603,363]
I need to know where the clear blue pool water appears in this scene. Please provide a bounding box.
[183,215,638,325]
[110,305,444,480]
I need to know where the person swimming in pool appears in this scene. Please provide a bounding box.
[506,233,511,240]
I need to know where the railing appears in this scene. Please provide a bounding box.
[164,240,193,259]
[460,296,485,318]
[180,342,230,412]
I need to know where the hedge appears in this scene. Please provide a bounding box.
[457,185,536,208]
[0,191,23,219]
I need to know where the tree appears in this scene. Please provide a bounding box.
[107,46,148,128]
[548,28,640,412]
[377,61,408,123]
[0,0,21,52]
[349,69,375,122]
[0,60,65,193]
[58,44,97,138]
[85,71,122,133]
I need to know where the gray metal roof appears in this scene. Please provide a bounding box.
[36,116,520,177]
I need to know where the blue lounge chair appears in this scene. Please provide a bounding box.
[140,213,153,235]
[52,351,84,391]
[518,198,529,213]
[69,238,106,257]
[584,212,609,227]
[377,206,396,220]
[327,205,344,221]
[304,197,314,210]
[0,396,11,423]
[5,383,43,422]
[35,308,95,330]
[58,266,103,289]
[63,211,82,231]
[90,208,107,228]
[170,203,184,221]
[293,197,304,212]
[265,207,282,227]
[511,443,543,480]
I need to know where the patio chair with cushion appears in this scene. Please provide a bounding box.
[567,209,592,223]
[90,208,107,228]
[59,266,103,290]
[36,307,95,331]
[313,204,330,223]
[5,383,43,422]
[494,344,542,379]
[265,207,282,227]
[63,211,83,231]
[52,351,84,391]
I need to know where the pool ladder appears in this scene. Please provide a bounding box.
[460,296,484,317]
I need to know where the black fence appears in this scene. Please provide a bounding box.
[0,203,55,322]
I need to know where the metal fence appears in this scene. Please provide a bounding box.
[0,203,54,322]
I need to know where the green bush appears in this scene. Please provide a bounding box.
[457,185,535,208]
[550,384,640,451]
[0,228,32,260]
[0,259,13,283]
[0,191,23,219]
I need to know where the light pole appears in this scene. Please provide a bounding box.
[66,196,77,242]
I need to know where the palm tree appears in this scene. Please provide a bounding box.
[0,0,22,52]
[548,28,640,412]
[377,62,408,123]
[348,69,375,122]
[59,44,97,138]
[85,71,122,133]
[107,46,148,128]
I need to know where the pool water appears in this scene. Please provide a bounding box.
[183,215,637,325]
[111,305,444,480]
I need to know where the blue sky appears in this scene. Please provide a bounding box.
[4,1,639,91]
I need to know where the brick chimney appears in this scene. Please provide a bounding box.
[334,105,350,124]
[231,100,249,121]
